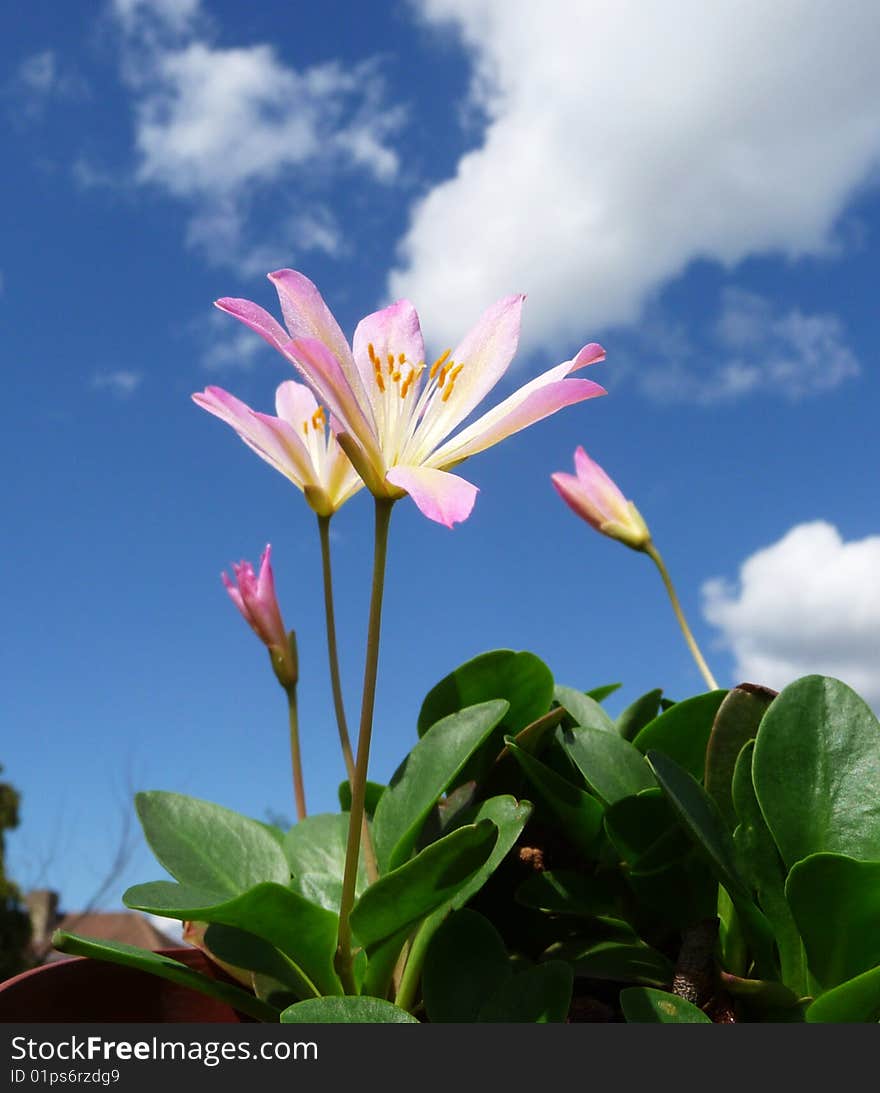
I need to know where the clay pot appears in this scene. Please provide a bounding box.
[0,948,251,1023]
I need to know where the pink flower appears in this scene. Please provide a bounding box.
[222,545,297,687]
[215,270,606,527]
[551,446,651,551]
[193,380,362,517]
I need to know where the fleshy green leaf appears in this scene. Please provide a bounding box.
[620,987,711,1023]
[704,684,776,832]
[515,869,625,919]
[806,965,880,1023]
[478,961,573,1023]
[372,699,508,873]
[559,724,656,805]
[123,880,340,996]
[51,931,277,1021]
[337,780,385,816]
[753,676,880,866]
[731,742,806,995]
[203,924,317,1000]
[349,821,498,950]
[604,789,690,871]
[280,997,418,1023]
[633,691,728,779]
[506,738,604,855]
[561,940,674,987]
[647,750,776,976]
[553,685,617,734]
[786,853,880,989]
[284,813,367,912]
[134,791,290,899]
[423,910,512,1022]
[417,650,554,739]
[615,689,664,741]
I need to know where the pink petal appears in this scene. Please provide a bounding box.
[352,300,426,410]
[268,269,353,366]
[569,343,606,372]
[418,295,525,447]
[385,465,478,528]
[551,470,604,532]
[275,380,319,428]
[214,298,290,353]
[429,363,606,467]
[192,387,316,489]
[285,336,381,465]
[572,445,629,517]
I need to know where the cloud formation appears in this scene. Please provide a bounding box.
[112,0,404,271]
[391,0,880,355]
[703,521,880,707]
[92,370,144,396]
[636,288,860,403]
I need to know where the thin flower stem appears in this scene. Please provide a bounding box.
[285,683,307,821]
[317,514,378,884]
[645,541,719,691]
[335,498,394,993]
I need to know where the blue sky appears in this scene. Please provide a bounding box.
[4,0,880,912]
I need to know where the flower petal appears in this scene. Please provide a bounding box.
[193,386,317,491]
[429,363,606,468]
[274,380,319,429]
[214,298,290,352]
[409,294,525,455]
[385,465,478,528]
[352,300,426,413]
[267,269,353,368]
[285,336,380,461]
[569,343,606,371]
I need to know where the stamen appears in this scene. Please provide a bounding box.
[429,349,451,380]
[368,343,378,364]
[398,353,406,365]
[387,353,395,370]
[374,369,385,392]
[392,370,401,383]
[302,422,309,436]
[437,361,453,388]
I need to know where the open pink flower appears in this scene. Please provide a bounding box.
[551,446,651,551]
[215,270,607,527]
[223,544,297,686]
[193,380,362,517]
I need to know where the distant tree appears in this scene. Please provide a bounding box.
[0,765,31,980]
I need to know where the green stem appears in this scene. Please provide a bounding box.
[285,683,307,822]
[645,541,719,691]
[335,498,394,993]
[317,514,378,884]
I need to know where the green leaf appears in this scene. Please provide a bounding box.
[372,699,508,873]
[515,869,624,919]
[361,926,413,1000]
[423,910,512,1022]
[396,796,533,1008]
[559,724,656,805]
[417,649,554,738]
[633,691,728,780]
[349,821,498,950]
[51,931,277,1022]
[280,997,418,1023]
[647,750,776,975]
[553,685,617,733]
[604,789,691,871]
[284,813,367,912]
[478,961,573,1023]
[731,742,807,995]
[506,738,604,855]
[134,791,290,900]
[615,689,664,741]
[806,965,880,1023]
[586,682,623,703]
[202,924,317,1000]
[752,675,880,866]
[337,780,385,816]
[620,987,711,1023]
[786,853,880,989]
[123,880,340,996]
[705,684,776,832]
[626,857,718,929]
[562,940,674,987]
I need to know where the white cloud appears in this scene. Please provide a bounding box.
[199,314,269,371]
[112,5,404,272]
[91,370,144,396]
[637,288,860,403]
[391,0,880,355]
[703,522,880,707]
[8,50,88,122]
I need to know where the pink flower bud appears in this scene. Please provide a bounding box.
[222,545,297,687]
[552,446,651,551]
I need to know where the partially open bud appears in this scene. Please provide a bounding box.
[551,446,651,552]
[222,545,298,688]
